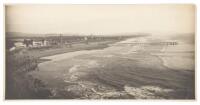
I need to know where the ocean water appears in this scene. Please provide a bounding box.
[30,36,195,99]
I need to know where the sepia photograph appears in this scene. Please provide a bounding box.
[5,4,195,99]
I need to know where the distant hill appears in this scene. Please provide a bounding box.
[6,32,150,38]
[6,32,43,38]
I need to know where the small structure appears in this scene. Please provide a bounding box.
[84,36,88,44]
[24,39,33,47]
[32,39,49,48]
[10,39,26,48]
[14,42,26,48]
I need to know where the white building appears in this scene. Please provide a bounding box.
[14,42,26,48]
[32,40,49,48]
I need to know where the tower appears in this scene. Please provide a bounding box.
[60,34,63,45]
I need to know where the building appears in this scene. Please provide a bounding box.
[10,39,26,48]
[14,42,26,48]
[31,39,49,48]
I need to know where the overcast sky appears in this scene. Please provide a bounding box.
[6,5,195,36]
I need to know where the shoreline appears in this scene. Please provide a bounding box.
[36,40,119,63]
[28,40,119,58]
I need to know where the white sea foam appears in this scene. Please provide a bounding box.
[124,85,173,99]
[69,65,80,73]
